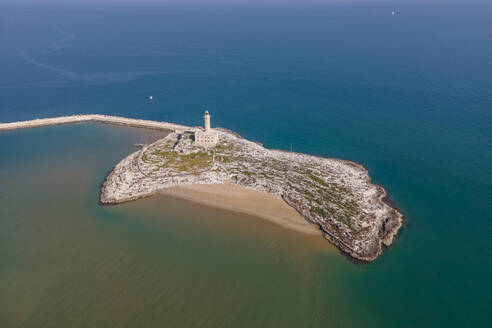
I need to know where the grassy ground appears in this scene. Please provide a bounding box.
[145,149,213,173]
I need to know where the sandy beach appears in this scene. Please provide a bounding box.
[160,183,322,236]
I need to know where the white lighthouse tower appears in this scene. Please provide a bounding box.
[194,109,218,147]
[204,110,211,132]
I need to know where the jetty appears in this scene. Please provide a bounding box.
[0,114,191,132]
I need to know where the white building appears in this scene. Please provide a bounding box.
[194,110,218,147]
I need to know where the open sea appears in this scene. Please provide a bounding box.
[0,2,491,327]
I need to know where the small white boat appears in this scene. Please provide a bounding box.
[149,96,153,100]
[392,8,396,16]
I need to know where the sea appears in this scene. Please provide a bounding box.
[0,2,491,327]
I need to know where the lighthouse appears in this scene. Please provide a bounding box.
[194,109,218,147]
[204,110,211,132]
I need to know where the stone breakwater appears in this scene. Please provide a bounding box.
[0,114,190,132]
[101,128,404,262]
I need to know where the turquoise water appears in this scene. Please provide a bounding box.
[1,2,491,326]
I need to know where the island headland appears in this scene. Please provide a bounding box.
[1,113,404,262]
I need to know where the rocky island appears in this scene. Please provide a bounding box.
[100,111,404,262]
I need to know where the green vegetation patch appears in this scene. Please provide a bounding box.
[215,143,235,153]
[339,215,354,231]
[306,170,330,187]
[311,206,325,216]
[176,151,213,172]
[218,155,232,163]
[147,148,213,173]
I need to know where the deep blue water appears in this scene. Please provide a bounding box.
[1,2,491,326]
